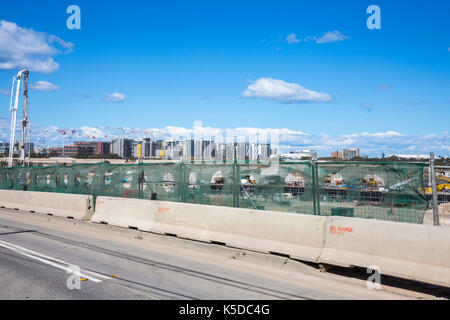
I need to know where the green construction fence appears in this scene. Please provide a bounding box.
[0,161,428,224]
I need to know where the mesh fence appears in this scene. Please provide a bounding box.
[0,161,428,224]
[316,162,427,224]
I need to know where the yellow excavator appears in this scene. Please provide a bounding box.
[361,174,385,203]
[324,173,348,198]
[422,175,450,195]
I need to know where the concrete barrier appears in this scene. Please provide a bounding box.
[319,216,450,287]
[93,196,326,263]
[90,196,450,287]
[0,190,94,220]
[91,197,156,231]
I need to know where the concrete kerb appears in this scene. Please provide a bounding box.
[0,190,93,220]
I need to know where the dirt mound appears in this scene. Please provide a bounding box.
[422,202,450,227]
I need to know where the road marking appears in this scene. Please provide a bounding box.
[0,240,110,280]
[0,240,159,299]
[0,240,106,283]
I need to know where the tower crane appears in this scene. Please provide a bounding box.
[8,69,29,167]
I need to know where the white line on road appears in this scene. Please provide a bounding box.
[0,240,105,283]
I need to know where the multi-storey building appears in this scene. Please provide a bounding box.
[110,138,133,158]
[342,148,360,160]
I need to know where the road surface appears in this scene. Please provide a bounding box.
[0,208,444,300]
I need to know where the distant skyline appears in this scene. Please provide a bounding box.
[1,117,448,158]
[0,0,449,156]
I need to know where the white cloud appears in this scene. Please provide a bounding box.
[0,20,74,73]
[360,131,403,137]
[285,33,300,44]
[30,81,60,91]
[313,30,349,44]
[80,126,104,139]
[242,78,332,104]
[285,30,349,45]
[0,88,10,96]
[104,92,125,103]
[139,126,308,145]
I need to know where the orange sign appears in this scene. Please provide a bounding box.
[329,225,353,235]
[158,207,169,214]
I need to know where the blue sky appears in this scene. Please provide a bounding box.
[0,0,449,156]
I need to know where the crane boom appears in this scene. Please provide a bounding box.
[21,70,29,163]
[8,69,29,167]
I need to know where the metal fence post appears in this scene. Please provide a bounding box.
[99,162,106,198]
[137,163,144,200]
[178,162,184,202]
[311,161,317,215]
[311,158,320,216]
[232,163,239,208]
[430,152,439,226]
[316,164,321,216]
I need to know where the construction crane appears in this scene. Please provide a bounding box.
[8,69,29,167]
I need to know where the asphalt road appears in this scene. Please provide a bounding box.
[0,210,437,300]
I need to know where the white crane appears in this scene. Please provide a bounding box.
[8,69,29,167]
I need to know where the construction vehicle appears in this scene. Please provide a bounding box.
[324,173,348,197]
[188,172,198,189]
[284,173,304,197]
[8,69,29,167]
[187,171,199,197]
[422,174,450,195]
[421,174,450,204]
[361,174,385,203]
[240,174,255,198]
[211,170,225,191]
[162,172,175,193]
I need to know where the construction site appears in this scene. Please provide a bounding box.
[1,68,449,227]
